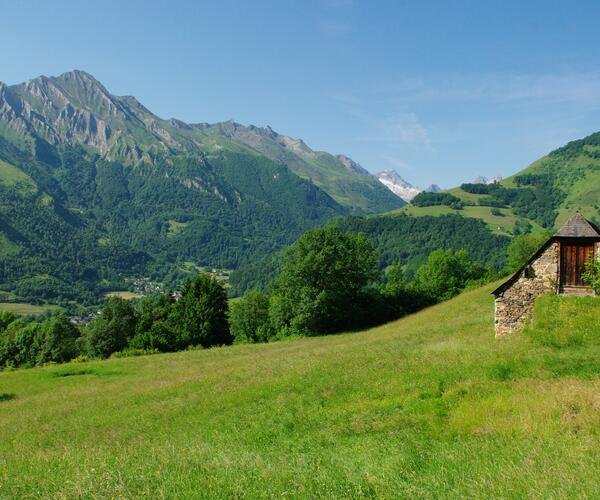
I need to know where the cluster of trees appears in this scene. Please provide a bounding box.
[0,273,231,369]
[412,192,464,210]
[230,214,510,296]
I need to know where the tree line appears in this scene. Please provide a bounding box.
[1,225,521,369]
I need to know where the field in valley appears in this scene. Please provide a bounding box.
[0,302,58,315]
[1,284,599,497]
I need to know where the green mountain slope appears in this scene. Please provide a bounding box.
[388,130,600,236]
[0,71,403,305]
[200,121,401,212]
[1,284,599,497]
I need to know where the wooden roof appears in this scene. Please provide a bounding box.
[554,212,600,238]
[492,213,600,296]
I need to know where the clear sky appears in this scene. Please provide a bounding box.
[3,0,600,188]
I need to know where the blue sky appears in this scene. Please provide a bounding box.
[3,0,600,187]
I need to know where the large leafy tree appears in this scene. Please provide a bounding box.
[39,312,81,364]
[172,273,231,348]
[270,226,377,336]
[86,297,138,358]
[229,290,271,344]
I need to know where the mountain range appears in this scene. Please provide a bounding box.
[0,70,403,305]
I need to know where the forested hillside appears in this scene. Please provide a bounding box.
[0,71,403,306]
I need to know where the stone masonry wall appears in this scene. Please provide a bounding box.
[494,242,559,336]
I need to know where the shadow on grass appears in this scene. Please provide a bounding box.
[50,367,123,378]
[0,393,16,402]
[52,368,98,378]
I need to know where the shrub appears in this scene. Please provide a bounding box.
[582,258,600,295]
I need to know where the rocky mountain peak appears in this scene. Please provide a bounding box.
[376,170,422,202]
[472,175,502,185]
[424,184,441,192]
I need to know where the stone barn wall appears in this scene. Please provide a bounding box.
[494,242,559,336]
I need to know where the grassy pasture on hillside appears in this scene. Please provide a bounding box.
[1,285,600,497]
[0,159,37,194]
[104,291,143,300]
[389,203,545,236]
[0,302,58,315]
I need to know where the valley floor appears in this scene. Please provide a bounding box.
[1,284,600,497]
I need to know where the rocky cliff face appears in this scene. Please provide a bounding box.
[376,170,421,202]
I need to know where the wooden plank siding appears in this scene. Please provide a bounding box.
[560,243,594,286]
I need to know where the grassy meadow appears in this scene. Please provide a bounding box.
[0,302,58,315]
[1,284,600,497]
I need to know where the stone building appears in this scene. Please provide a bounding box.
[492,213,600,336]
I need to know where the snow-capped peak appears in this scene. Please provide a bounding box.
[376,170,422,202]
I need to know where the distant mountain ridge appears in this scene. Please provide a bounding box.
[0,70,402,214]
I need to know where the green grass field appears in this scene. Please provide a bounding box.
[105,291,143,300]
[0,302,58,315]
[1,284,599,497]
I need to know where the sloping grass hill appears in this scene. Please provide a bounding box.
[385,130,600,237]
[1,285,600,497]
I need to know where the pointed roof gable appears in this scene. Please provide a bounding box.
[554,212,600,238]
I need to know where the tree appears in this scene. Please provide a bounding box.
[39,312,81,364]
[130,294,177,351]
[506,231,552,272]
[172,273,231,348]
[86,297,137,358]
[229,291,271,343]
[13,322,44,367]
[412,249,487,302]
[270,227,377,336]
[0,311,17,332]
